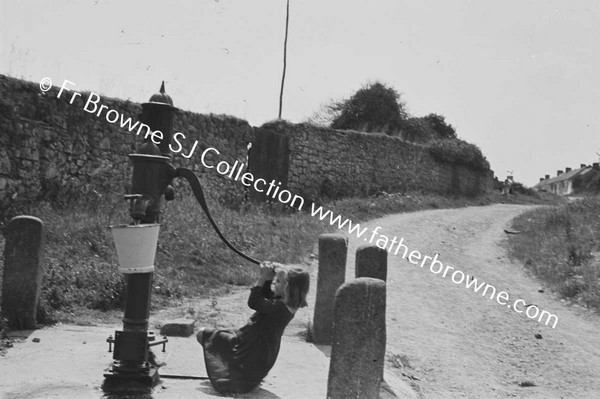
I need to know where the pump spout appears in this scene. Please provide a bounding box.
[131,197,151,222]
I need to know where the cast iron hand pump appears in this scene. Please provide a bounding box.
[103,82,258,392]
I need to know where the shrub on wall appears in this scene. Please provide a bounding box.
[423,113,457,140]
[427,138,490,172]
[396,115,458,143]
[398,117,435,143]
[330,82,408,135]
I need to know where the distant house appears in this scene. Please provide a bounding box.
[533,164,595,195]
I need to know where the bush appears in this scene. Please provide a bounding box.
[427,138,490,172]
[330,82,408,135]
[510,182,540,198]
[395,114,457,144]
[572,168,600,195]
[399,117,435,143]
[423,113,457,140]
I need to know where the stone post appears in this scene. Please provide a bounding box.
[312,234,347,345]
[327,278,386,399]
[1,216,45,329]
[355,244,387,281]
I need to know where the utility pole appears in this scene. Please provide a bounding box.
[278,0,290,119]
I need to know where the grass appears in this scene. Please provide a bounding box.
[506,196,600,310]
[0,184,564,326]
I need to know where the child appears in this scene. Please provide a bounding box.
[197,262,310,394]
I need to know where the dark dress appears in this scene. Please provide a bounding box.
[199,280,295,394]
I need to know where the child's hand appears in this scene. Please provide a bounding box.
[259,262,277,279]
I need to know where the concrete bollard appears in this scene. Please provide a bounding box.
[327,278,386,399]
[355,245,387,281]
[312,234,347,345]
[1,216,45,329]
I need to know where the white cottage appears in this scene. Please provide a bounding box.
[534,164,594,195]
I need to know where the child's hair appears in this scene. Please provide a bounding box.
[275,267,310,309]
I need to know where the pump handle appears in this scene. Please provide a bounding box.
[175,167,261,265]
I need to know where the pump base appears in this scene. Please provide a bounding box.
[102,364,160,394]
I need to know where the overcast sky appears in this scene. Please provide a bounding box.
[1,0,598,186]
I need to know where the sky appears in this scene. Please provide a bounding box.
[1,0,599,186]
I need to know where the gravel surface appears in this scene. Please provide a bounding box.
[345,204,600,399]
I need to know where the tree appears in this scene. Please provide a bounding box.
[423,113,457,139]
[330,82,408,135]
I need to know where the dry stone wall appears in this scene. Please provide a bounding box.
[0,75,492,217]
[0,75,254,213]
[256,121,493,201]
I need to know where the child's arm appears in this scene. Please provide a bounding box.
[247,286,280,313]
[259,279,274,299]
[248,262,279,313]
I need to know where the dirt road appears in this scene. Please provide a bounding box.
[345,204,600,399]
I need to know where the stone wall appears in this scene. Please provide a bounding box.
[0,75,254,213]
[256,121,493,201]
[0,75,492,217]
